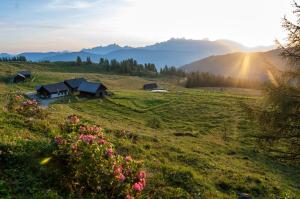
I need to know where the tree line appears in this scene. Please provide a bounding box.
[75,56,177,76]
[0,56,27,62]
[185,72,261,89]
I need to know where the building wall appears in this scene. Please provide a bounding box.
[50,91,69,99]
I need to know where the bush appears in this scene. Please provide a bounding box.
[49,115,147,198]
[5,93,48,119]
[147,117,161,129]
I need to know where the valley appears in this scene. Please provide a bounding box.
[0,62,299,198]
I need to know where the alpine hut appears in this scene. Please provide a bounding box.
[78,81,107,98]
[143,83,158,90]
[13,71,32,83]
[64,78,87,92]
[36,82,70,99]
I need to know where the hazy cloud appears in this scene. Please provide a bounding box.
[46,0,117,10]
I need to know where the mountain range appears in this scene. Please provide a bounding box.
[181,49,286,81]
[0,38,274,68]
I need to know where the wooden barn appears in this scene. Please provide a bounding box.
[64,78,87,92]
[36,82,70,99]
[13,71,32,83]
[143,83,158,90]
[78,81,107,98]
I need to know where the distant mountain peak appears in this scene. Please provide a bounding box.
[81,43,132,55]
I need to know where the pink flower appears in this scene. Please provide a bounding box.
[79,134,96,144]
[132,182,143,192]
[137,171,146,179]
[125,155,132,162]
[140,178,146,187]
[116,173,125,182]
[71,143,78,151]
[54,136,63,145]
[67,115,80,125]
[106,148,113,157]
[79,125,102,134]
[114,165,123,175]
[15,95,23,101]
[125,194,134,199]
[125,169,132,176]
[98,139,106,145]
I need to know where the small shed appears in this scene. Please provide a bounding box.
[78,81,107,98]
[13,71,32,83]
[64,78,87,92]
[36,82,70,99]
[143,83,158,90]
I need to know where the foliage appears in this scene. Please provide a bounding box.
[76,56,82,66]
[86,56,92,65]
[185,72,261,89]
[146,117,161,129]
[254,2,300,163]
[99,58,158,76]
[160,65,186,77]
[50,115,147,198]
[0,56,27,62]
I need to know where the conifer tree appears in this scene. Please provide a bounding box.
[76,56,82,65]
[255,2,300,162]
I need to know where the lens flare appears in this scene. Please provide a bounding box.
[40,157,52,165]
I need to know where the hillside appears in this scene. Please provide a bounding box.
[182,49,287,81]
[0,38,274,68]
[0,62,299,198]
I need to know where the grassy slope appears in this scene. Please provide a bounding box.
[0,62,299,198]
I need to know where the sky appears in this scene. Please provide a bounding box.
[0,0,296,53]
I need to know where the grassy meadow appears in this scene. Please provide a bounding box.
[0,62,299,198]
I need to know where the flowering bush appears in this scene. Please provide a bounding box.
[59,114,80,133]
[51,115,147,198]
[17,99,47,119]
[5,93,24,111]
[5,93,48,119]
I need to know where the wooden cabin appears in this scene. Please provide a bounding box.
[36,82,70,99]
[78,81,107,98]
[64,78,87,92]
[143,83,158,90]
[13,71,32,83]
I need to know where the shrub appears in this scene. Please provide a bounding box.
[5,93,24,112]
[5,93,48,119]
[17,99,48,119]
[49,115,147,198]
[147,117,161,129]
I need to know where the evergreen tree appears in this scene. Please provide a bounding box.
[254,2,300,162]
[76,56,82,65]
[86,56,92,65]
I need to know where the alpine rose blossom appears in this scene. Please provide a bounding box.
[98,138,106,145]
[116,173,125,182]
[125,155,132,162]
[67,114,80,125]
[54,136,63,145]
[132,182,143,192]
[114,165,123,175]
[137,171,146,179]
[79,134,96,144]
[106,148,113,157]
[126,194,134,199]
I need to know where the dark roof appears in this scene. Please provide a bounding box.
[64,78,87,89]
[143,83,158,89]
[18,71,31,77]
[37,82,69,94]
[78,81,107,94]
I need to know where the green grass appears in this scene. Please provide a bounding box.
[0,62,299,198]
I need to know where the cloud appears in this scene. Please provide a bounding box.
[47,0,104,10]
[0,21,66,30]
